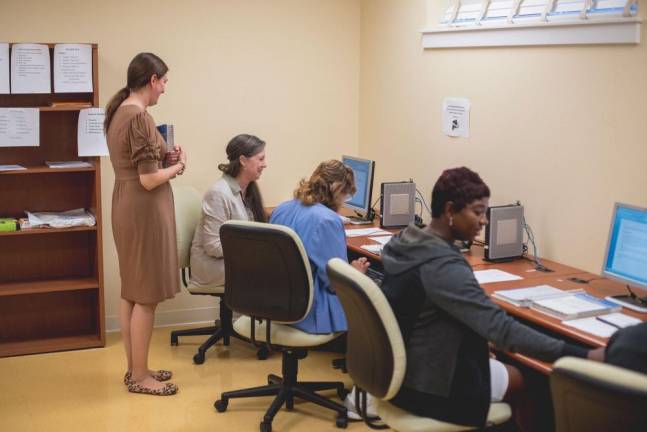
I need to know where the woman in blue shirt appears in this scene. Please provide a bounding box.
[270,159,369,334]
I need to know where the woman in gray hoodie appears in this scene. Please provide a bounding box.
[380,167,603,430]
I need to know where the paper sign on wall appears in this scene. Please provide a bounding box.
[54,44,93,93]
[78,108,108,156]
[0,108,40,147]
[0,43,9,94]
[443,97,470,138]
[10,43,51,94]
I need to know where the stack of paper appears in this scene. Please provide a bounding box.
[46,161,93,168]
[563,313,642,337]
[531,293,621,320]
[344,228,391,238]
[26,208,95,229]
[493,285,575,307]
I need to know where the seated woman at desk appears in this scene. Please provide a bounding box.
[270,159,370,334]
[379,167,603,431]
[190,134,267,286]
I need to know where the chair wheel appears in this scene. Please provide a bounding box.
[336,416,348,429]
[214,399,228,412]
[337,387,350,401]
[193,353,205,364]
[257,346,269,360]
[260,421,272,432]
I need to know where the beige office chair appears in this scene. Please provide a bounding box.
[169,186,248,364]
[550,356,647,432]
[327,257,512,432]
[214,220,348,432]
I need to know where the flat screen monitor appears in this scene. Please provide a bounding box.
[602,202,647,290]
[342,155,375,219]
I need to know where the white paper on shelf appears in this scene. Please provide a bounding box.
[345,227,391,237]
[0,164,26,171]
[368,235,393,245]
[474,269,523,284]
[0,108,40,147]
[563,317,618,338]
[26,208,96,228]
[77,108,108,156]
[54,44,93,93]
[45,161,93,168]
[0,43,9,94]
[10,43,51,94]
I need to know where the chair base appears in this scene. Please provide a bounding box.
[215,349,349,431]
[170,301,249,364]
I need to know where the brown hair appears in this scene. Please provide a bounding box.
[219,134,267,222]
[104,52,169,133]
[293,160,356,211]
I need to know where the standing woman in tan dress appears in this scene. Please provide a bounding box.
[104,53,186,396]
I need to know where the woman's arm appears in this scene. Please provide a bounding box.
[139,148,186,191]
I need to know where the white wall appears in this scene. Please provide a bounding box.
[359,0,647,273]
[1,0,360,329]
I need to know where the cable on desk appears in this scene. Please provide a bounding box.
[567,276,607,284]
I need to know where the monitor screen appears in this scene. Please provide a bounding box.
[342,155,375,215]
[602,203,647,289]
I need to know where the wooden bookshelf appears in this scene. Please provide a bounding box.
[0,43,105,357]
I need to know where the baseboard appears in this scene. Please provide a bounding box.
[105,305,219,333]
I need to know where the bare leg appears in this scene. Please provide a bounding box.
[503,364,537,432]
[119,298,135,372]
[130,302,165,390]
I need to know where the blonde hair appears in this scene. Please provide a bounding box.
[294,160,356,211]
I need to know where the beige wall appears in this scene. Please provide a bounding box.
[1,0,360,329]
[359,0,647,274]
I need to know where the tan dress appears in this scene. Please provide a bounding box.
[106,105,180,304]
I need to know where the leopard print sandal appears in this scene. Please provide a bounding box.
[127,381,178,396]
[124,370,173,385]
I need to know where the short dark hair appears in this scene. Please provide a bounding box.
[431,167,490,218]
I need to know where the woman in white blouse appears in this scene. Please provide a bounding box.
[190,134,267,286]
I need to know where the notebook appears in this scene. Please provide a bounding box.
[530,293,621,320]
[492,285,577,307]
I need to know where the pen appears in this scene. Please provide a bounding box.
[595,316,621,329]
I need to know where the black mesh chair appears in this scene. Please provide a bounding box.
[327,257,511,431]
[169,186,251,364]
[550,357,647,432]
[214,220,348,432]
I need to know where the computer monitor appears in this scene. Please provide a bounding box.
[342,155,375,222]
[602,202,647,290]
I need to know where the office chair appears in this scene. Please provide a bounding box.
[550,356,647,432]
[169,186,252,364]
[214,220,348,432]
[327,257,512,432]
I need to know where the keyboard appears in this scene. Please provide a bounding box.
[366,267,384,286]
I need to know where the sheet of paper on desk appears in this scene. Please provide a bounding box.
[474,269,523,284]
[369,235,392,245]
[563,317,618,338]
[345,228,391,237]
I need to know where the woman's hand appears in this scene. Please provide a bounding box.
[351,257,370,274]
[165,145,181,166]
[178,146,187,172]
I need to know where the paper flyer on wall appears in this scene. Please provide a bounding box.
[0,108,40,147]
[0,43,9,94]
[77,107,108,156]
[10,43,51,94]
[443,97,470,138]
[54,44,93,93]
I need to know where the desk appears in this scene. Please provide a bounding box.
[345,222,646,374]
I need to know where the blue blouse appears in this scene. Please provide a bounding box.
[270,199,348,334]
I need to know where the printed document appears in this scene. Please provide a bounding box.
[78,108,108,156]
[345,227,391,237]
[443,97,470,138]
[0,43,9,94]
[474,269,523,284]
[0,108,39,147]
[10,43,51,94]
[54,44,93,93]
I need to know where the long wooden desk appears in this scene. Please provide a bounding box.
[345,223,646,375]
